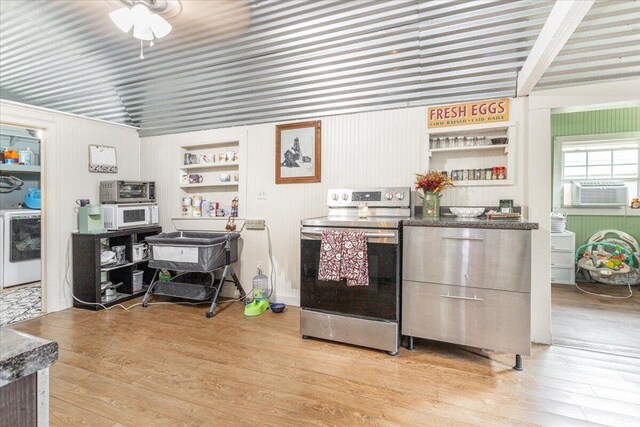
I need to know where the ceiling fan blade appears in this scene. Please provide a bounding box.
[149,14,172,38]
[133,25,154,41]
[109,7,133,33]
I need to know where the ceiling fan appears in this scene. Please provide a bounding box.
[109,0,182,58]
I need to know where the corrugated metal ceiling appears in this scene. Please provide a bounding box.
[537,0,640,90]
[2,0,631,136]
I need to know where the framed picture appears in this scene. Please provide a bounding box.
[88,145,118,173]
[275,120,321,184]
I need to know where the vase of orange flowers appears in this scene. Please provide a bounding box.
[415,171,454,219]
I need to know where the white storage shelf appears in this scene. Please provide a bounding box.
[550,231,576,285]
[426,122,516,188]
[179,182,238,189]
[180,162,239,171]
[178,140,242,219]
[0,164,41,173]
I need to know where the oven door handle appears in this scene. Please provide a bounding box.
[300,229,397,243]
[300,230,395,238]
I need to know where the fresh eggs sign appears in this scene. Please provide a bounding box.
[428,99,510,128]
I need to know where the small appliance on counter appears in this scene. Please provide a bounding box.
[102,203,159,230]
[99,180,156,204]
[78,201,105,234]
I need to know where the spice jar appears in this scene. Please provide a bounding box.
[491,167,498,180]
[462,169,469,180]
[499,166,506,180]
[474,169,482,180]
[456,136,465,147]
[485,168,492,180]
[451,170,459,181]
[631,198,640,209]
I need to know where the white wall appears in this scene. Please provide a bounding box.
[0,100,140,312]
[141,101,526,305]
[527,79,640,344]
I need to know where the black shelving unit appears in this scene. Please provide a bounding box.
[72,226,162,310]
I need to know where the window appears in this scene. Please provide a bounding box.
[557,134,640,207]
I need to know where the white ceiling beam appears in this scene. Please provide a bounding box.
[516,0,594,96]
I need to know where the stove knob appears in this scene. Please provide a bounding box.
[342,193,349,201]
[385,192,393,200]
[396,192,405,200]
[331,193,339,201]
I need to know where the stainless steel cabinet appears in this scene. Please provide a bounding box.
[402,225,532,365]
[402,281,530,355]
[403,227,531,293]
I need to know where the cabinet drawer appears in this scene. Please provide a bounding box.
[402,281,530,355]
[403,226,531,293]
[550,250,575,268]
[551,266,575,285]
[550,232,574,252]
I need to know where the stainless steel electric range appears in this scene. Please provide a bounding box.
[300,187,411,355]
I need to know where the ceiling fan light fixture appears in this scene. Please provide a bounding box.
[130,4,152,29]
[133,25,154,41]
[109,1,175,59]
[109,7,133,33]
[149,14,172,39]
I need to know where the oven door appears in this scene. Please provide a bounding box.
[118,206,149,228]
[117,181,150,203]
[300,227,400,322]
[9,215,41,262]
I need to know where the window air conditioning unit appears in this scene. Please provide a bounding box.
[571,181,628,207]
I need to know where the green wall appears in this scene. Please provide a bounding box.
[551,106,640,249]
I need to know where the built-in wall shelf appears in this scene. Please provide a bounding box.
[425,120,517,188]
[0,164,41,173]
[427,121,514,135]
[179,182,239,189]
[429,144,508,156]
[180,162,239,171]
[172,217,245,221]
[180,141,239,150]
[452,179,514,187]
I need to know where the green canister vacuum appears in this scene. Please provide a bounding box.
[244,267,270,316]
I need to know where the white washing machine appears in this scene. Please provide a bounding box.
[0,209,41,289]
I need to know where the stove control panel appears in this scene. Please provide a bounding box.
[327,187,411,208]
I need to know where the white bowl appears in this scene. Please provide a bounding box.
[450,207,485,218]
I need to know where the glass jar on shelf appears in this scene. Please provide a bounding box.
[485,168,492,180]
[477,136,486,146]
[456,136,465,147]
[474,169,482,180]
[465,136,475,147]
[447,136,456,148]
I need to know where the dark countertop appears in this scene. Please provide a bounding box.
[0,328,58,387]
[403,215,539,230]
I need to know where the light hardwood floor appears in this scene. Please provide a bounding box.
[552,283,640,358]
[9,301,640,426]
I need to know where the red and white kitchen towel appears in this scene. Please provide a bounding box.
[318,230,369,286]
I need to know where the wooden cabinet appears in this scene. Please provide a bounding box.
[72,226,161,310]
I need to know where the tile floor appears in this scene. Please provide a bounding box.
[0,282,42,326]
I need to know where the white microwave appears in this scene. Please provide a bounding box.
[103,204,159,230]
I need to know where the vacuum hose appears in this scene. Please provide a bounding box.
[0,176,24,193]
